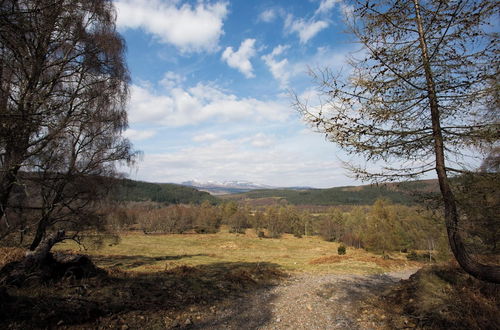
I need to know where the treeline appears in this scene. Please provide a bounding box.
[107,201,311,238]
[112,179,219,204]
[106,199,451,256]
[319,200,448,256]
[225,180,439,206]
[108,201,222,234]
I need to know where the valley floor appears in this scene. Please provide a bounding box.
[2,232,497,329]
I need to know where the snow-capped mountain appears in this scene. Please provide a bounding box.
[181,180,275,195]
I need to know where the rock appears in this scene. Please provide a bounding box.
[185,318,192,326]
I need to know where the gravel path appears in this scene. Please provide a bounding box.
[198,268,419,329]
[258,268,419,330]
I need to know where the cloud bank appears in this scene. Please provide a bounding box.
[127,80,290,127]
[115,0,228,53]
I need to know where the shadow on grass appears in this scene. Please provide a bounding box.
[90,253,210,269]
[1,261,285,329]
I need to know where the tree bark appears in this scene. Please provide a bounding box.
[24,230,66,265]
[0,230,66,286]
[413,0,500,283]
[29,217,49,251]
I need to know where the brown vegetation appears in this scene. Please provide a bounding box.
[308,253,419,269]
[0,261,285,329]
[0,247,24,268]
[309,255,345,264]
[366,263,500,329]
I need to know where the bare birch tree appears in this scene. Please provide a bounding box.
[0,0,134,249]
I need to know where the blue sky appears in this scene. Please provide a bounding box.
[114,0,361,188]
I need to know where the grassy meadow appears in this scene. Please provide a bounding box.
[5,228,496,330]
[56,227,418,275]
[0,228,417,328]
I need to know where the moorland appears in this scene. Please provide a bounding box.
[1,178,498,329]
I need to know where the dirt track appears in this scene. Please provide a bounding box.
[197,268,419,329]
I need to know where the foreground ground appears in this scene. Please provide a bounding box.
[1,231,498,329]
[232,268,420,329]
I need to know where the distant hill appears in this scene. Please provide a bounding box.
[182,180,277,195]
[222,180,440,206]
[109,178,439,206]
[112,179,219,204]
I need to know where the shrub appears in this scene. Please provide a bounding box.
[407,250,435,262]
[407,250,418,260]
[338,244,346,255]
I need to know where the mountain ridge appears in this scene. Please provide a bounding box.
[181,180,313,195]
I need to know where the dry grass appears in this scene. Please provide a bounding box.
[362,262,500,329]
[309,255,346,264]
[55,228,416,275]
[308,251,419,272]
[1,230,422,328]
[1,260,286,329]
[0,247,25,268]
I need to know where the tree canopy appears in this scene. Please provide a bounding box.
[0,0,135,248]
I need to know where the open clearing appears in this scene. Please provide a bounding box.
[2,230,421,329]
[58,229,418,275]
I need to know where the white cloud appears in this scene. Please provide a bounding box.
[258,8,277,22]
[114,0,228,53]
[262,45,291,88]
[127,84,175,124]
[159,71,185,90]
[249,133,275,148]
[284,14,329,44]
[221,39,257,78]
[192,133,219,143]
[126,80,290,127]
[123,128,156,141]
[261,46,351,89]
[132,136,351,188]
[315,0,340,15]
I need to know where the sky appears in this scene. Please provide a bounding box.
[114,0,361,188]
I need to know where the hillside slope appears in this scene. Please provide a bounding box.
[112,179,219,204]
[223,180,439,206]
